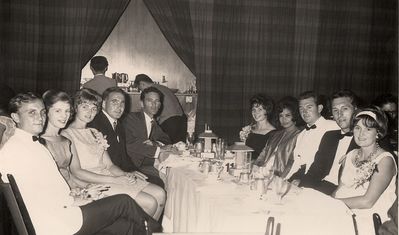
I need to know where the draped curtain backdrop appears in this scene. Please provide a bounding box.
[144,0,397,143]
[0,0,130,94]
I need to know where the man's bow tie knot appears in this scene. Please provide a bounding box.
[305,124,317,131]
[32,136,46,145]
[339,132,353,139]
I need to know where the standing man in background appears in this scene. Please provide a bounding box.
[133,74,187,144]
[83,56,117,95]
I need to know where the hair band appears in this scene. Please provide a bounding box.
[355,111,377,121]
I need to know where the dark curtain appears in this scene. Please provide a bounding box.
[0,0,130,95]
[144,0,397,143]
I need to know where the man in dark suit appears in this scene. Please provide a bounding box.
[299,89,359,195]
[123,86,175,178]
[88,87,165,188]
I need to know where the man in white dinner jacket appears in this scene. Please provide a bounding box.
[284,91,339,182]
[0,92,160,235]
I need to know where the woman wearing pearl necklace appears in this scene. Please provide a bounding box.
[333,107,397,235]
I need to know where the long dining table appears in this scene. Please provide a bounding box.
[158,154,357,235]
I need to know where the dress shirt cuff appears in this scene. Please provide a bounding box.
[285,162,299,179]
[154,147,160,159]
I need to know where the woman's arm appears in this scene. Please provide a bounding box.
[337,156,396,209]
[102,150,126,176]
[65,134,130,185]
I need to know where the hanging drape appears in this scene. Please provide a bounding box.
[144,0,397,143]
[0,0,130,94]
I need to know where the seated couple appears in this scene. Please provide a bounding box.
[0,92,162,234]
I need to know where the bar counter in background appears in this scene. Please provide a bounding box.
[125,91,197,115]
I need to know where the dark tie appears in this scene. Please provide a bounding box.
[305,124,317,131]
[112,121,120,142]
[32,136,46,145]
[339,132,353,139]
[112,121,117,131]
[149,119,155,140]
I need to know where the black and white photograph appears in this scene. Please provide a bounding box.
[0,0,397,235]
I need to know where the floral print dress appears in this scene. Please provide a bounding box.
[62,127,149,199]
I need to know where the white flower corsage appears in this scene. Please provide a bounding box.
[91,130,110,151]
[239,125,252,142]
[354,160,378,189]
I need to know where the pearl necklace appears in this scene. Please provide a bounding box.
[354,143,380,167]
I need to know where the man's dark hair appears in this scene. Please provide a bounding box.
[134,74,154,87]
[373,93,398,107]
[90,56,109,72]
[140,86,164,104]
[331,89,358,108]
[298,91,322,105]
[9,92,40,113]
[103,87,126,101]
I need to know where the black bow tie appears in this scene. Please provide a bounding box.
[339,132,353,139]
[305,124,317,131]
[32,136,46,145]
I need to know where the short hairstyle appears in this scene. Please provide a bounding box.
[9,92,41,114]
[351,106,388,139]
[73,88,102,112]
[373,93,398,107]
[298,91,321,105]
[102,87,126,101]
[42,90,72,110]
[276,96,301,124]
[331,89,358,108]
[140,86,164,104]
[90,56,108,72]
[249,94,274,121]
[134,74,154,87]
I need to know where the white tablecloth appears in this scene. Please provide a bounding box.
[160,155,356,235]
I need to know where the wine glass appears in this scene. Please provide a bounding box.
[274,176,290,204]
[186,132,195,149]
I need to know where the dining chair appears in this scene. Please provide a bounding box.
[0,173,35,235]
[265,216,281,235]
[372,213,382,235]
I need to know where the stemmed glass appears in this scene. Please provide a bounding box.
[274,176,290,204]
[186,132,195,149]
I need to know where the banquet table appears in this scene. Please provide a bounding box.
[159,155,357,235]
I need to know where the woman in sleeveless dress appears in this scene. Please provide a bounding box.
[334,107,397,235]
[240,94,276,160]
[42,89,165,220]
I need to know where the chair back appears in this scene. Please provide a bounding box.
[372,213,382,235]
[0,173,35,235]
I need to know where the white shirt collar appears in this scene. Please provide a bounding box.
[102,110,117,126]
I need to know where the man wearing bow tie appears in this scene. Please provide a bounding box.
[299,90,359,195]
[0,92,161,235]
[285,91,339,181]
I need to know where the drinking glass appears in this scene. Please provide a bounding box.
[215,138,225,160]
[274,176,290,204]
[186,132,195,149]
